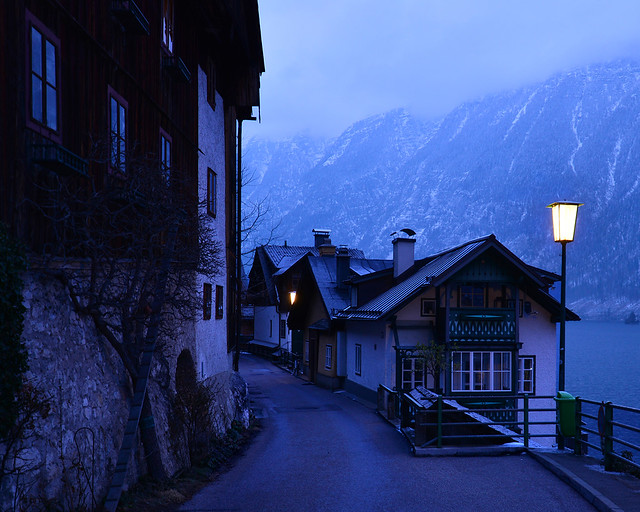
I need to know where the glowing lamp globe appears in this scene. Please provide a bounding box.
[547,201,582,243]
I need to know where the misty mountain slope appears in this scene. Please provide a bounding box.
[243,61,640,317]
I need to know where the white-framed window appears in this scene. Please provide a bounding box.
[355,344,362,375]
[325,344,333,369]
[518,356,535,393]
[402,357,426,391]
[452,351,511,392]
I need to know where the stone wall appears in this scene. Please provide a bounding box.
[0,271,248,510]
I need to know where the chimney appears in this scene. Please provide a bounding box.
[313,228,331,248]
[336,246,350,288]
[318,238,336,257]
[393,236,415,278]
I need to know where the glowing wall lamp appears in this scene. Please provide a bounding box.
[289,291,297,305]
[547,201,582,392]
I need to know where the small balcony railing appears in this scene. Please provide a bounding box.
[449,308,516,342]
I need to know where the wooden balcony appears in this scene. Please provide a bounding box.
[28,132,88,177]
[448,308,516,343]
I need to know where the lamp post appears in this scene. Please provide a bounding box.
[547,201,582,392]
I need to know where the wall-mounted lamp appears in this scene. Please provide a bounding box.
[289,291,297,305]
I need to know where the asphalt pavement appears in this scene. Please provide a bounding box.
[176,354,630,512]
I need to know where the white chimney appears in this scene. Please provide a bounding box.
[393,237,415,278]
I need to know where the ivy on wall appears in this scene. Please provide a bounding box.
[0,223,28,437]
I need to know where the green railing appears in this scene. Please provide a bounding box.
[377,387,557,448]
[574,398,640,473]
[449,308,516,342]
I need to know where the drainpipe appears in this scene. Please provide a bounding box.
[234,117,244,372]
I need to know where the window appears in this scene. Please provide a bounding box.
[355,344,362,376]
[215,285,224,319]
[452,351,511,392]
[203,283,212,320]
[304,341,309,364]
[421,299,436,317]
[206,57,216,110]
[460,285,485,308]
[518,356,535,393]
[207,168,216,217]
[279,319,286,339]
[109,89,127,173]
[160,130,171,185]
[325,345,333,369]
[161,0,174,53]
[28,15,59,134]
[402,358,425,391]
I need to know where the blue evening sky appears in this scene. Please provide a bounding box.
[245,0,640,140]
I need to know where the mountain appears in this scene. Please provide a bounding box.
[243,61,640,319]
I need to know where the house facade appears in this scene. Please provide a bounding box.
[247,229,368,358]
[289,234,578,440]
[0,0,263,506]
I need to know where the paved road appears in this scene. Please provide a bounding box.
[179,354,596,512]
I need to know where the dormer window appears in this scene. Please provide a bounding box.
[162,0,174,53]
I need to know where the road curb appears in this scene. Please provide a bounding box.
[527,450,624,512]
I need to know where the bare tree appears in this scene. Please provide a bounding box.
[241,167,281,255]
[24,139,223,480]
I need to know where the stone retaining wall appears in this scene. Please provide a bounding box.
[0,272,247,510]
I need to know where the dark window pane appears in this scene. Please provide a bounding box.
[31,28,42,75]
[45,40,56,86]
[32,75,43,121]
[46,85,57,130]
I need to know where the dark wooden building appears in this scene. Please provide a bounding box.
[0,0,263,346]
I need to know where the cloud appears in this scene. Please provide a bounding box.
[245,0,640,140]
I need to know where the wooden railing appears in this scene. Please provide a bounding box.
[449,308,516,342]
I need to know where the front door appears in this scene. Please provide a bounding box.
[308,330,318,383]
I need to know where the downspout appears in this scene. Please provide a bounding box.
[390,315,402,417]
[234,117,243,372]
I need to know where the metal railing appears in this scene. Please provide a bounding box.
[378,386,557,448]
[575,398,640,472]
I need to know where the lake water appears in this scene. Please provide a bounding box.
[566,320,640,454]
[566,321,640,408]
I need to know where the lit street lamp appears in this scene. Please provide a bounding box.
[547,201,582,392]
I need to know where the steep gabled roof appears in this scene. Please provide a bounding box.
[336,234,575,321]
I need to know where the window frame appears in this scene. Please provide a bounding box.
[518,355,536,394]
[207,168,217,217]
[26,10,61,141]
[215,285,224,319]
[460,284,486,308]
[402,357,426,391]
[203,283,212,320]
[355,344,362,376]
[161,0,174,54]
[108,86,128,174]
[160,129,172,186]
[451,350,512,392]
[325,344,333,370]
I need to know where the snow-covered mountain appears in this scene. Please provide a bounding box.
[243,61,640,319]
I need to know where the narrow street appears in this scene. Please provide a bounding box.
[178,354,595,512]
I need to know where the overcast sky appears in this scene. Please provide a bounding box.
[244,1,640,141]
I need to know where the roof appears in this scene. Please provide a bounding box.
[336,234,576,321]
[338,236,489,319]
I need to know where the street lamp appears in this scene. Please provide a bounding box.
[547,201,582,392]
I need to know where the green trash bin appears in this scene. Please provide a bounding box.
[555,391,576,437]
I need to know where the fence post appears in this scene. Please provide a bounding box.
[604,402,614,471]
[437,394,443,449]
[574,397,582,456]
[523,394,529,448]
